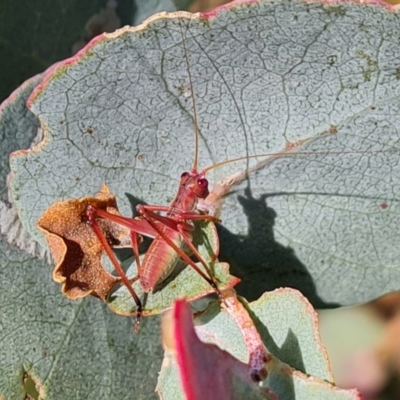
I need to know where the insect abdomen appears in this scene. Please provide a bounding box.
[139,226,188,292]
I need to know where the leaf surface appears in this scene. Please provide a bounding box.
[0,236,164,399]
[0,75,163,399]
[8,0,400,306]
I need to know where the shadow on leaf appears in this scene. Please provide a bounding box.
[218,187,339,309]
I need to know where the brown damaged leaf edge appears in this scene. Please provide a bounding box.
[37,185,131,300]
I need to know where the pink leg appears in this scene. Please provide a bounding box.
[136,205,223,298]
[176,223,222,297]
[87,205,143,332]
[137,205,220,232]
[91,208,161,285]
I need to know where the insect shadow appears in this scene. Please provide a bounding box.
[217,186,339,309]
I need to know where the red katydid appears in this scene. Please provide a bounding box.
[86,160,228,329]
[85,7,253,330]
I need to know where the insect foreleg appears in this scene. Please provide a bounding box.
[136,205,220,227]
[175,212,220,223]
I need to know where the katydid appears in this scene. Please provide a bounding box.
[86,164,223,330]
[86,7,243,330]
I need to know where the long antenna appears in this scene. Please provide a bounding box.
[202,149,397,174]
[175,7,200,171]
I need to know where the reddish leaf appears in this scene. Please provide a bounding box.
[162,299,276,400]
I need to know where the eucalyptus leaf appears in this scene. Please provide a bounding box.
[9,0,400,307]
[0,73,44,257]
[0,238,163,400]
[0,76,163,399]
[109,261,238,315]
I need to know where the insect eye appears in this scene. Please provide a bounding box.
[181,172,190,178]
[197,178,208,188]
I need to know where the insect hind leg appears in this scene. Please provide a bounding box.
[137,205,224,300]
[86,205,143,333]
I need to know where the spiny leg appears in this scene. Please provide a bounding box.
[176,224,222,296]
[137,205,223,298]
[86,205,143,332]
[90,207,159,287]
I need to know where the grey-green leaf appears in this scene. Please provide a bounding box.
[0,76,163,400]
[9,0,400,308]
[0,73,45,257]
[0,238,163,400]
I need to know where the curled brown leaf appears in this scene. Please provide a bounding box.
[37,185,131,301]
